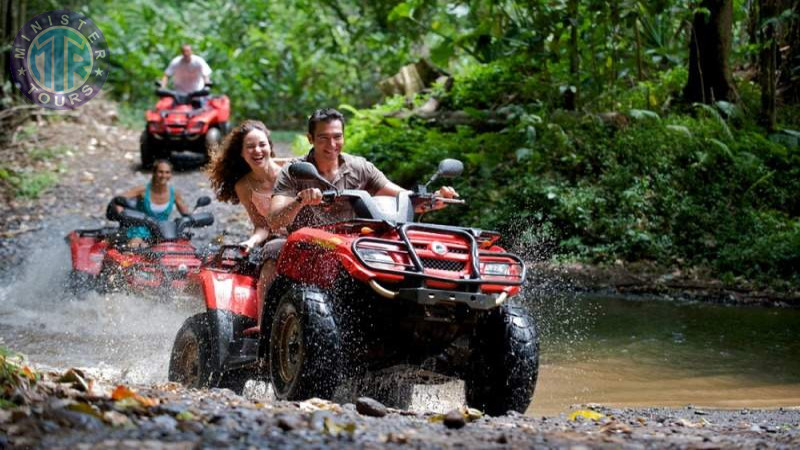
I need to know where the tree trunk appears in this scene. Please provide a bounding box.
[779,0,800,104]
[1,0,25,104]
[683,0,735,103]
[759,0,778,130]
[564,0,579,110]
[634,16,644,81]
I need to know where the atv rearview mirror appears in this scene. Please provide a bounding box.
[437,159,464,178]
[424,158,464,189]
[195,196,211,208]
[288,162,337,191]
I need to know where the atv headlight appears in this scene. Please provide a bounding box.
[187,121,205,133]
[483,262,510,276]
[132,269,158,282]
[147,121,165,134]
[360,249,396,271]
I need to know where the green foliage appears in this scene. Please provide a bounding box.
[348,68,800,287]
[87,0,424,128]
[9,170,58,199]
[0,346,39,408]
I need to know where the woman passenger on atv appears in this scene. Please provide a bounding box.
[207,120,291,305]
[118,159,190,248]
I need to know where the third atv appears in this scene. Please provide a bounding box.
[140,82,230,168]
[169,159,539,416]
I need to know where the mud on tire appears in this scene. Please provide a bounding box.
[140,131,163,169]
[168,313,248,393]
[269,287,342,401]
[168,314,213,388]
[465,304,539,416]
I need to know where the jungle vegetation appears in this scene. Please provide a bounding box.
[1,0,798,288]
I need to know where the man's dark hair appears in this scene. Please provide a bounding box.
[307,108,345,136]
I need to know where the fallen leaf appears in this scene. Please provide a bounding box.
[176,411,195,421]
[67,402,103,420]
[323,416,356,436]
[568,409,605,421]
[111,385,157,408]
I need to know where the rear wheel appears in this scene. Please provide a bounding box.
[465,304,539,416]
[269,287,341,400]
[66,271,95,295]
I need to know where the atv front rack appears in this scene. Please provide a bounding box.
[352,222,526,288]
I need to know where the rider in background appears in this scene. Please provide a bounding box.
[161,44,211,95]
[117,159,190,248]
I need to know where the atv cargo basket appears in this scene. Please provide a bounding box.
[352,223,525,287]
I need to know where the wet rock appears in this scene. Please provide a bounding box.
[277,414,305,431]
[156,401,191,416]
[177,420,204,434]
[443,409,466,429]
[356,397,388,417]
[151,414,178,432]
[45,407,105,430]
[309,410,334,431]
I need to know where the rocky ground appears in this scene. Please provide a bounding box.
[1,364,799,449]
[1,102,799,448]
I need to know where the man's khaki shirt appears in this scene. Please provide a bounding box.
[272,150,389,230]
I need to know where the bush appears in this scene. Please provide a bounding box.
[347,75,799,287]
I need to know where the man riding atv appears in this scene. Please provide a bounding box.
[161,44,211,95]
[261,108,458,318]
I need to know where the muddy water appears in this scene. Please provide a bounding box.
[529,295,800,416]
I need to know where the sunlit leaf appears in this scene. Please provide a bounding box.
[568,409,605,421]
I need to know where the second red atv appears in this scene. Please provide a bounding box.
[168,160,539,416]
[66,196,215,297]
[140,82,230,168]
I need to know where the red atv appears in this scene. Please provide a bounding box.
[168,160,539,416]
[66,196,215,296]
[140,82,230,168]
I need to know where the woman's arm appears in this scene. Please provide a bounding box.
[115,185,146,212]
[235,180,270,249]
[173,191,191,216]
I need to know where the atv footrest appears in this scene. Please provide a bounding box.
[397,287,501,310]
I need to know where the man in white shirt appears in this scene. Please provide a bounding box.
[161,44,211,94]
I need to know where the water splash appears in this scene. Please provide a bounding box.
[0,221,202,384]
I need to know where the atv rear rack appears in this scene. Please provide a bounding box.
[352,222,526,288]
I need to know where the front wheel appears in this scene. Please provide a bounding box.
[168,314,213,389]
[140,131,159,169]
[269,288,341,401]
[465,304,539,416]
[168,313,249,393]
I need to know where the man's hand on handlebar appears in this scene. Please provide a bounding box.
[415,186,461,213]
[296,188,324,206]
[238,236,260,252]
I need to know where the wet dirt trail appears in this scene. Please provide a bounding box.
[0,109,247,386]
